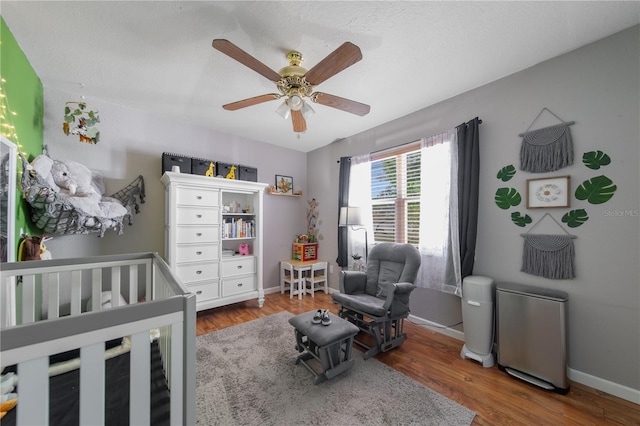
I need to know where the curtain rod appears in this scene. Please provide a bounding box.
[337,117,482,162]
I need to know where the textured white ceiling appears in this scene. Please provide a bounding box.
[3,1,639,152]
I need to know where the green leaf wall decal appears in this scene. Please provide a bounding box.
[575,175,617,204]
[511,212,532,227]
[495,187,521,209]
[583,150,611,170]
[562,209,589,228]
[497,165,516,182]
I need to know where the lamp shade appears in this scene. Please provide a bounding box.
[275,101,291,120]
[301,101,315,119]
[339,206,363,226]
[287,94,304,111]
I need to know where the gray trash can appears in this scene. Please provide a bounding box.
[460,275,495,367]
[496,282,569,393]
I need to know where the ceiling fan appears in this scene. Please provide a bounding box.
[212,39,370,133]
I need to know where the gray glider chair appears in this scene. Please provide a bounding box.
[332,242,421,359]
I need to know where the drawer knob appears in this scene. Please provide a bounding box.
[196,233,202,237]
[196,214,202,218]
[196,196,202,200]
[237,283,243,287]
[237,265,243,269]
[196,270,202,274]
[196,291,202,295]
[196,251,202,255]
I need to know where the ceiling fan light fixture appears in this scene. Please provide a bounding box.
[275,101,290,119]
[287,94,304,111]
[301,101,315,119]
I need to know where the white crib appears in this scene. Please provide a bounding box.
[0,252,196,425]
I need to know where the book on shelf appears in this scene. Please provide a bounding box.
[222,217,255,239]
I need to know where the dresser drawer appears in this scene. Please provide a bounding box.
[186,281,220,302]
[176,187,219,207]
[222,256,256,277]
[176,262,219,283]
[175,243,218,263]
[176,225,219,244]
[177,206,219,225]
[222,275,256,297]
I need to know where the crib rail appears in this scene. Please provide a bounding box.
[0,252,196,426]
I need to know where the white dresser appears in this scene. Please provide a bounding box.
[161,172,267,311]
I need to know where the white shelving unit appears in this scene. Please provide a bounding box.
[161,172,268,311]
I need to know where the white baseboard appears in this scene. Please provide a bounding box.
[408,315,640,405]
[268,287,639,405]
[407,314,465,341]
[568,368,640,404]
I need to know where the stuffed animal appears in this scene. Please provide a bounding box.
[28,155,127,221]
[50,159,101,200]
[29,154,59,191]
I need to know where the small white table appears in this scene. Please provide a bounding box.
[280,259,328,297]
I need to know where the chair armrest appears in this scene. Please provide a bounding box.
[340,270,367,294]
[382,282,416,311]
[393,282,415,295]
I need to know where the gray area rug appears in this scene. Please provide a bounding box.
[196,311,476,425]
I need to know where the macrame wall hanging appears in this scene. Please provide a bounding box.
[521,213,576,280]
[519,108,575,173]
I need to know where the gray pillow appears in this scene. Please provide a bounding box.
[376,282,395,299]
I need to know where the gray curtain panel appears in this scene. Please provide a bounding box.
[336,157,351,267]
[457,118,480,278]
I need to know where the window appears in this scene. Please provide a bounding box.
[368,138,452,250]
[370,143,421,245]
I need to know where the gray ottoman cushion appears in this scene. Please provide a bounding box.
[289,310,359,347]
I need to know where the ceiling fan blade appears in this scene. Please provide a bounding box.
[212,39,282,82]
[304,42,363,86]
[291,110,307,133]
[311,92,370,116]
[222,94,280,111]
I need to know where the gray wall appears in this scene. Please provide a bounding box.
[308,26,639,395]
[41,87,308,291]
[37,26,638,398]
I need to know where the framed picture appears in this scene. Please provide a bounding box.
[526,175,571,208]
[275,175,293,194]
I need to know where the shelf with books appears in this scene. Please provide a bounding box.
[222,216,256,239]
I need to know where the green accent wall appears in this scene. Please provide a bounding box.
[1,16,44,245]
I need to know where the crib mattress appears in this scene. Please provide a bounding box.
[2,340,170,426]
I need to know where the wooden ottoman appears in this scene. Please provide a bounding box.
[288,310,360,384]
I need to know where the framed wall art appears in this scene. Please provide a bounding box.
[275,175,293,194]
[526,175,571,208]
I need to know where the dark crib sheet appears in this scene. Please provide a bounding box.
[2,340,170,426]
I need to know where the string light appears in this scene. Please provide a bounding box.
[0,75,26,155]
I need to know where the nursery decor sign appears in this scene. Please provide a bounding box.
[275,175,293,194]
[526,175,570,208]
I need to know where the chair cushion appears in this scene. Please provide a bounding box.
[332,292,387,317]
[364,243,421,296]
[375,260,405,297]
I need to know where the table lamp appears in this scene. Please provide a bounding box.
[339,206,368,263]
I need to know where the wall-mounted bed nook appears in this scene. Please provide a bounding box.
[0,252,196,425]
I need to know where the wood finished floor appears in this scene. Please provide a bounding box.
[196,292,640,425]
